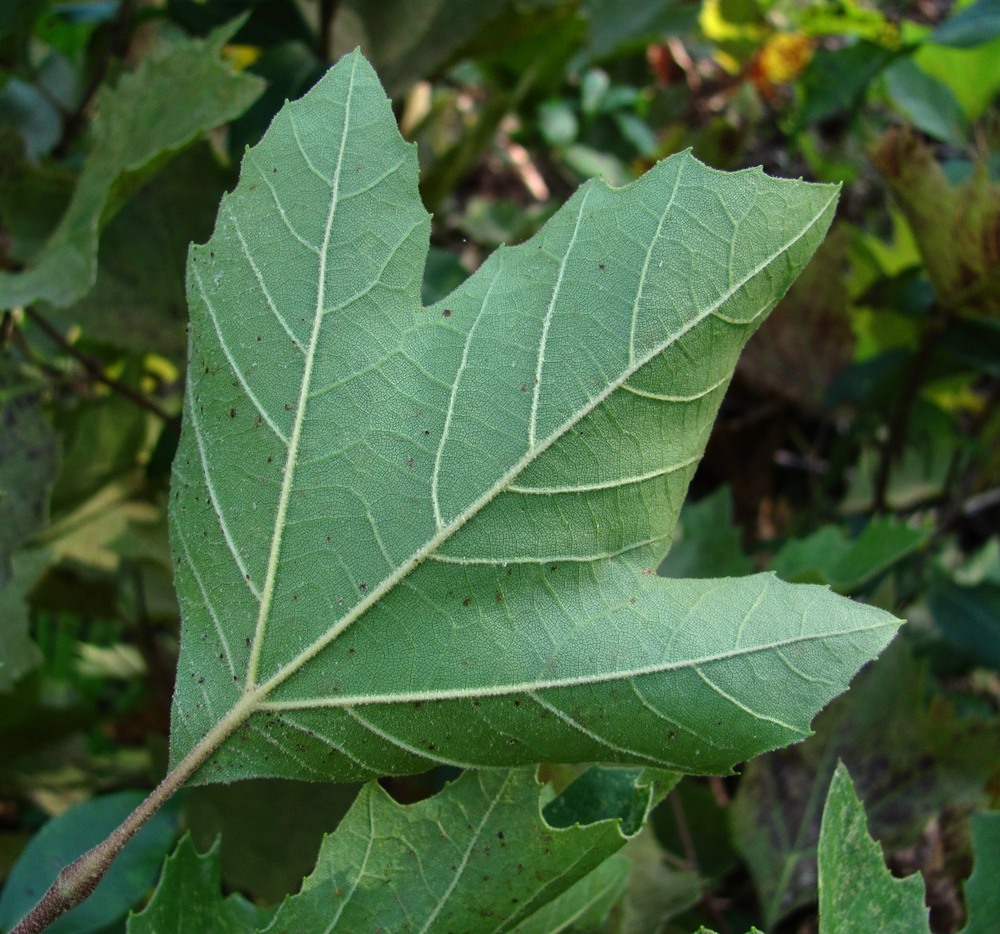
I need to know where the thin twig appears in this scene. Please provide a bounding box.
[25,306,181,432]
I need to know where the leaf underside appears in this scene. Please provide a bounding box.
[168,50,900,786]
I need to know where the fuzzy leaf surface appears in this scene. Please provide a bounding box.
[168,50,899,786]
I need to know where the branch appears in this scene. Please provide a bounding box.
[318,0,340,61]
[25,306,181,432]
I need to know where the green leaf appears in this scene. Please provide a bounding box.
[817,763,930,933]
[0,791,180,934]
[961,811,1000,934]
[184,777,361,904]
[772,517,930,594]
[128,834,274,934]
[266,766,654,932]
[927,580,1000,670]
[657,487,753,579]
[0,21,263,311]
[168,51,898,787]
[883,58,969,144]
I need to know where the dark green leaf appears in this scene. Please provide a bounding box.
[932,0,1000,48]
[658,487,753,579]
[771,517,930,594]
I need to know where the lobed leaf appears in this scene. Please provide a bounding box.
[167,50,900,787]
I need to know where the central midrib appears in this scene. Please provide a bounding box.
[244,55,359,689]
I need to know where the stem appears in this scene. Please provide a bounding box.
[25,306,181,432]
[10,694,256,934]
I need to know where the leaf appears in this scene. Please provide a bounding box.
[771,516,930,594]
[869,128,1000,317]
[265,766,659,932]
[961,811,1000,934]
[184,777,361,903]
[927,580,1000,670]
[0,791,181,934]
[657,487,753,579]
[0,21,263,311]
[167,50,899,787]
[883,58,969,144]
[817,763,930,933]
[127,834,274,934]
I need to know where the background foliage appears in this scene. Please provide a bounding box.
[1,0,998,931]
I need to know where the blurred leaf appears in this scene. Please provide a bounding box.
[940,314,1000,379]
[582,0,699,59]
[0,374,59,584]
[797,41,896,127]
[421,246,468,306]
[961,811,1000,934]
[0,134,75,263]
[931,0,1000,48]
[0,790,180,934]
[335,0,512,97]
[914,36,1000,120]
[657,487,752,579]
[0,78,63,161]
[49,390,149,517]
[266,767,662,931]
[0,20,263,310]
[817,763,931,933]
[184,778,360,904]
[772,516,930,594]
[732,640,998,927]
[883,58,968,144]
[56,143,233,362]
[127,834,274,934]
[927,580,1000,670]
[616,823,701,933]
